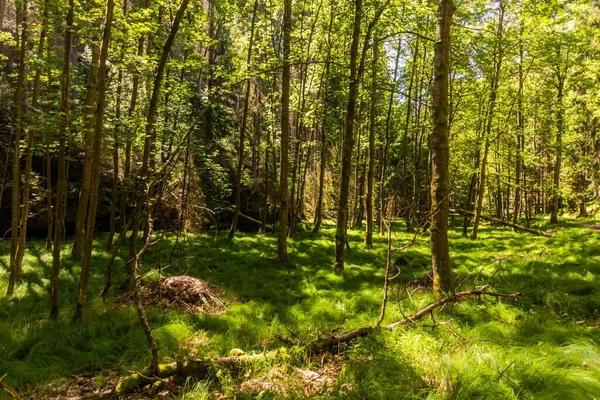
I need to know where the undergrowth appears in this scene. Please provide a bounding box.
[1,217,599,398]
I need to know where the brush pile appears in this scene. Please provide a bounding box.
[119,276,226,314]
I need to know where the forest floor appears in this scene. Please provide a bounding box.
[1,216,600,399]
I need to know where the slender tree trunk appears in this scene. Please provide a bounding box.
[7,0,28,296]
[430,0,455,293]
[550,75,565,223]
[108,68,123,251]
[313,7,332,234]
[365,37,378,248]
[45,117,53,250]
[277,0,291,262]
[402,39,418,232]
[352,114,363,229]
[379,39,401,235]
[72,11,102,260]
[50,0,74,320]
[471,1,504,240]
[334,0,386,271]
[512,30,525,228]
[229,0,258,239]
[127,0,190,284]
[74,0,115,321]
[15,0,48,274]
[334,0,362,272]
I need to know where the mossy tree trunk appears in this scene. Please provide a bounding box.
[429,0,454,293]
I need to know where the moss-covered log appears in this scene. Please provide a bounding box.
[114,348,288,395]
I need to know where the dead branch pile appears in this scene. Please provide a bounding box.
[118,276,226,314]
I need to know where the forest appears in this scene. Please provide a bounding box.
[1,0,600,397]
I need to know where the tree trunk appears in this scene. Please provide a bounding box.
[72,10,102,260]
[7,0,28,296]
[365,37,378,248]
[14,0,48,275]
[550,76,564,223]
[335,0,363,272]
[229,0,258,239]
[127,0,191,285]
[470,1,504,241]
[379,39,401,235]
[313,14,332,234]
[50,0,74,320]
[108,67,122,252]
[429,0,455,293]
[74,0,115,321]
[402,39,418,232]
[277,0,291,262]
[512,23,523,227]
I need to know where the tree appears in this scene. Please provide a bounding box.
[50,0,74,320]
[277,0,291,262]
[229,0,258,239]
[7,0,28,296]
[430,0,455,293]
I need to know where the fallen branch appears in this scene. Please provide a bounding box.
[306,285,522,352]
[0,374,21,400]
[114,348,288,395]
[450,208,553,237]
[115,285,522,394]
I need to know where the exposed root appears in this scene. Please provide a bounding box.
[117,276,226,315]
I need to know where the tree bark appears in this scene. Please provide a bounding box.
[7,0,28,296]
[429,0,455,293]
[312,8,332,234]
[550,75,565,223]
[277,0,291,262]
[365,37,378,248]
[74,0,115,321]
[50,0,74,319]
[72,10,102,260]
[15,0,49,273]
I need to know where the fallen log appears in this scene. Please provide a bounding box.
[450,208,553,237]
[114,348,288,395]
[115,286,521,395]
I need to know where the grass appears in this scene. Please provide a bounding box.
[1,217,600,398]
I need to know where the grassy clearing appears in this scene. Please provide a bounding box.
[1,218,600,398]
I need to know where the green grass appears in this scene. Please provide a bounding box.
[1,217,600,398]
